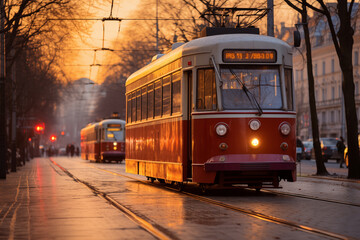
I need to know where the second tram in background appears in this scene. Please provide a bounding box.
[80,119,125,163]
[125,27,297,190]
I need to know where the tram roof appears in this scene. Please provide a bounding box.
[125,34,291,87]
[99,119,126,125]
[81,119,125,131]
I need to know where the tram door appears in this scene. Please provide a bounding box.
[186,71,193,178]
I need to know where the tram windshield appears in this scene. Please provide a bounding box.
[220,66,282,110]
[106,127,124,141]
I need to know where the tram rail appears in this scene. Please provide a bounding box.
[50,158,354,240]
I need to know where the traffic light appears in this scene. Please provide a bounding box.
[34,123,45,134]
[50,135,57,142]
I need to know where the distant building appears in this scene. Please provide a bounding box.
[281,4,360,141]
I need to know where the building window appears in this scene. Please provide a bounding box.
[322,111,326,124]
[331,87,335,99]
[356,81,359,95]
[314,64,318,77]
[331,110,335,123]
[322,88,327,101]
[322,61,326,75]
[331,59,335,73]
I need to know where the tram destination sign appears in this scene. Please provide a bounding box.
[223,49,277,63]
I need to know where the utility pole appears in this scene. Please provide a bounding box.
[156,0,159,53]
[267,0,274,37]
[0,0,6,179]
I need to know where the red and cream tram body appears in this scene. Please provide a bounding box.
[80,119,125,163]
[125,28,296,189]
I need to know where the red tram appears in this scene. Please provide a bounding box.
[125,28,296,190]
[80,119,125,163]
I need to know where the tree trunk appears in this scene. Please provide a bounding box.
[337,0,360,179]
[302,3,329,175]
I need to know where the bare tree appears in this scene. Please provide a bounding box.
[285,0,360,179]
[285,0,329,175]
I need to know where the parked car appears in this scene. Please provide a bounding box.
[303,141,313,160]
[309,138,340,162]
[296,138,304,161]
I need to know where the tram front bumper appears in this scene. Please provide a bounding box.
[204,154,296,172]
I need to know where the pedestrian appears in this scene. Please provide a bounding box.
[70,144,75,157]
[75,147,80,156]
[336,136,346,168]
[296,138,304,162]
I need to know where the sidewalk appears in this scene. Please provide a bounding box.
[297,159,355,180]
[0,157,154,240]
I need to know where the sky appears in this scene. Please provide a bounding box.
[61,0,140,83]
[61,0,297,84]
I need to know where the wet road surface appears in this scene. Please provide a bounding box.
[1,156,359,240]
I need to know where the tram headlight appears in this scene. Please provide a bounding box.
[215,123,228,136]
[113,142,117,146]
[249,119,261,131]
[279,122,291,136]
[251,138,260,148]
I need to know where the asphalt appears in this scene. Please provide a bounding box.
[0,157,356,240]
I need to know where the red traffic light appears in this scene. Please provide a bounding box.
[50,135,57,142]
[34,123,45,134]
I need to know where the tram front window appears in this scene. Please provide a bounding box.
[106,128,123,141]
[220,66,282,110]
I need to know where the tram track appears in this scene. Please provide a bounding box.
[49,159,175,240]
[61,160,357,240]
[258,189,360,208]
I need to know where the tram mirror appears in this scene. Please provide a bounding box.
[294,30,301,47]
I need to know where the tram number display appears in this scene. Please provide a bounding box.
[223,50,277,63]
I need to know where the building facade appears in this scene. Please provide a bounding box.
[293,9,360,141]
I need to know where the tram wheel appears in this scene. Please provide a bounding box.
[200,184,207,193]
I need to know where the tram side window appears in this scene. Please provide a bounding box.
[197,69,217,110]
[147,83,154,119]
[136,89,141,121]
[154,80,162,117]
[285,68,294,110]
[162,76,171,116]
[127,95,131,123]
[141,86,147,120]
[131,92,136,123]
[172,71,181,113]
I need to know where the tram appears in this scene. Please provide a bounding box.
[80,119,125,163]
[125,27,296,190]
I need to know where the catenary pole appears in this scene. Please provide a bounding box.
[267,0,274,37]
